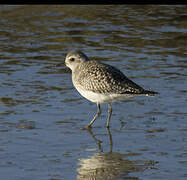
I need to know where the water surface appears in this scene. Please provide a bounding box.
[0,5,187,180]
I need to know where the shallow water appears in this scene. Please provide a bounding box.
[0,5,187,180]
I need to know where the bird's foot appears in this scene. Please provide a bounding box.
[80,125,92,130]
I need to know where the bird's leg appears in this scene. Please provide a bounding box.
[107,103,112,128]
[86,103,101,129]
[107,127,113,152]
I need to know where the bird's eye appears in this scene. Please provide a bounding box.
[70,58,75,62]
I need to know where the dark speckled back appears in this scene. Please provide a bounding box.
[74,60,151,95]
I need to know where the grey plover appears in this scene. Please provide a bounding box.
[65,50,158,129]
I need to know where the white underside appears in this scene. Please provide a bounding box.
[75,85,139,103]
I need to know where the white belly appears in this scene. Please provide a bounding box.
[74,85,135,103]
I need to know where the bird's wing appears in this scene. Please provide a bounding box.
[77,61,145,94]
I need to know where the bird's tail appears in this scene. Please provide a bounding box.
[143,90,159,96]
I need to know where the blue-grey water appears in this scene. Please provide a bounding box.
[0,5,187,180]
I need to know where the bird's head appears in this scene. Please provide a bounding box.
[65,50,89,71]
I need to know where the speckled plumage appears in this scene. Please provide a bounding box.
[73,60,145,94]
[65,50,158,128]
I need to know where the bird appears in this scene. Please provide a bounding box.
[65,50,158,129]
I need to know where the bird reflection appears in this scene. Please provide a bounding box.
[86,127,113,153]
[77,128,157,180]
